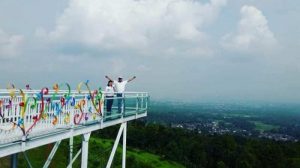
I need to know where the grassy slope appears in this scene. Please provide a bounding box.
[87,137,185,168]
[0,137,184,168]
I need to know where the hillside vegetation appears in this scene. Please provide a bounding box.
[2,120,300,168]
[0,134,183,168]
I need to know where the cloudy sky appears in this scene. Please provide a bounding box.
[0,0,299,103]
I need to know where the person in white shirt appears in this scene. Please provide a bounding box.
[105,80,114,114]
[105,75,136,113]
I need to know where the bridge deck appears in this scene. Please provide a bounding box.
[0,88,148,158]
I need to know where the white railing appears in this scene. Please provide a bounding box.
[0,87,149,144]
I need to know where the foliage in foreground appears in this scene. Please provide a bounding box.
[0,134,183,168]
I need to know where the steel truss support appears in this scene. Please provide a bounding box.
[43,140,61,168]
[81,132,91,168]
[10,153,18,168]
[122,122,127,168]
[67,148,82,168]
[106,122,127,168]
[69,136,74,168]
[23,151,33,168]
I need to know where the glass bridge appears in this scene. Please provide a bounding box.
[0,87,149,168]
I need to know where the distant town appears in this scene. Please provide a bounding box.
[171,121,298,142]
[149,101,300,142]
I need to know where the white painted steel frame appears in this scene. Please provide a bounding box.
[122,122,127,168]
[81,132,91,168]
[0,112,146,158]
[43,140,61,168]
[0,90,148,168]
[67,148,82,168]
[0,91,147,137]
[106,123,125,168]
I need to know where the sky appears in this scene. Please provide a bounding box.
[0,0,299,103]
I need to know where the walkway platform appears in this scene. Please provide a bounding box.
[0,87,149,159]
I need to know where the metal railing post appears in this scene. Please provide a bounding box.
[101,93,105,125]
[135,93,139,117]
[122,93,125,118]
[84,95,88,124]
[141,94,144,110]
[145,93,148,110]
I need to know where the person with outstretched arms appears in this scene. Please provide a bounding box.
[105,75,136,113]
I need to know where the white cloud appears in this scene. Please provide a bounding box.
[0,29,24,59]
[44,0,226,57]
[221,5,277,53]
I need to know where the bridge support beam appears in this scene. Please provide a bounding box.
[69,136,74,168]
[10,153,18,168]
[122,122,127,168]
[81,132,91,168]
[106,122,127,168]
[43,140,61,168]
[67,149,82,168]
